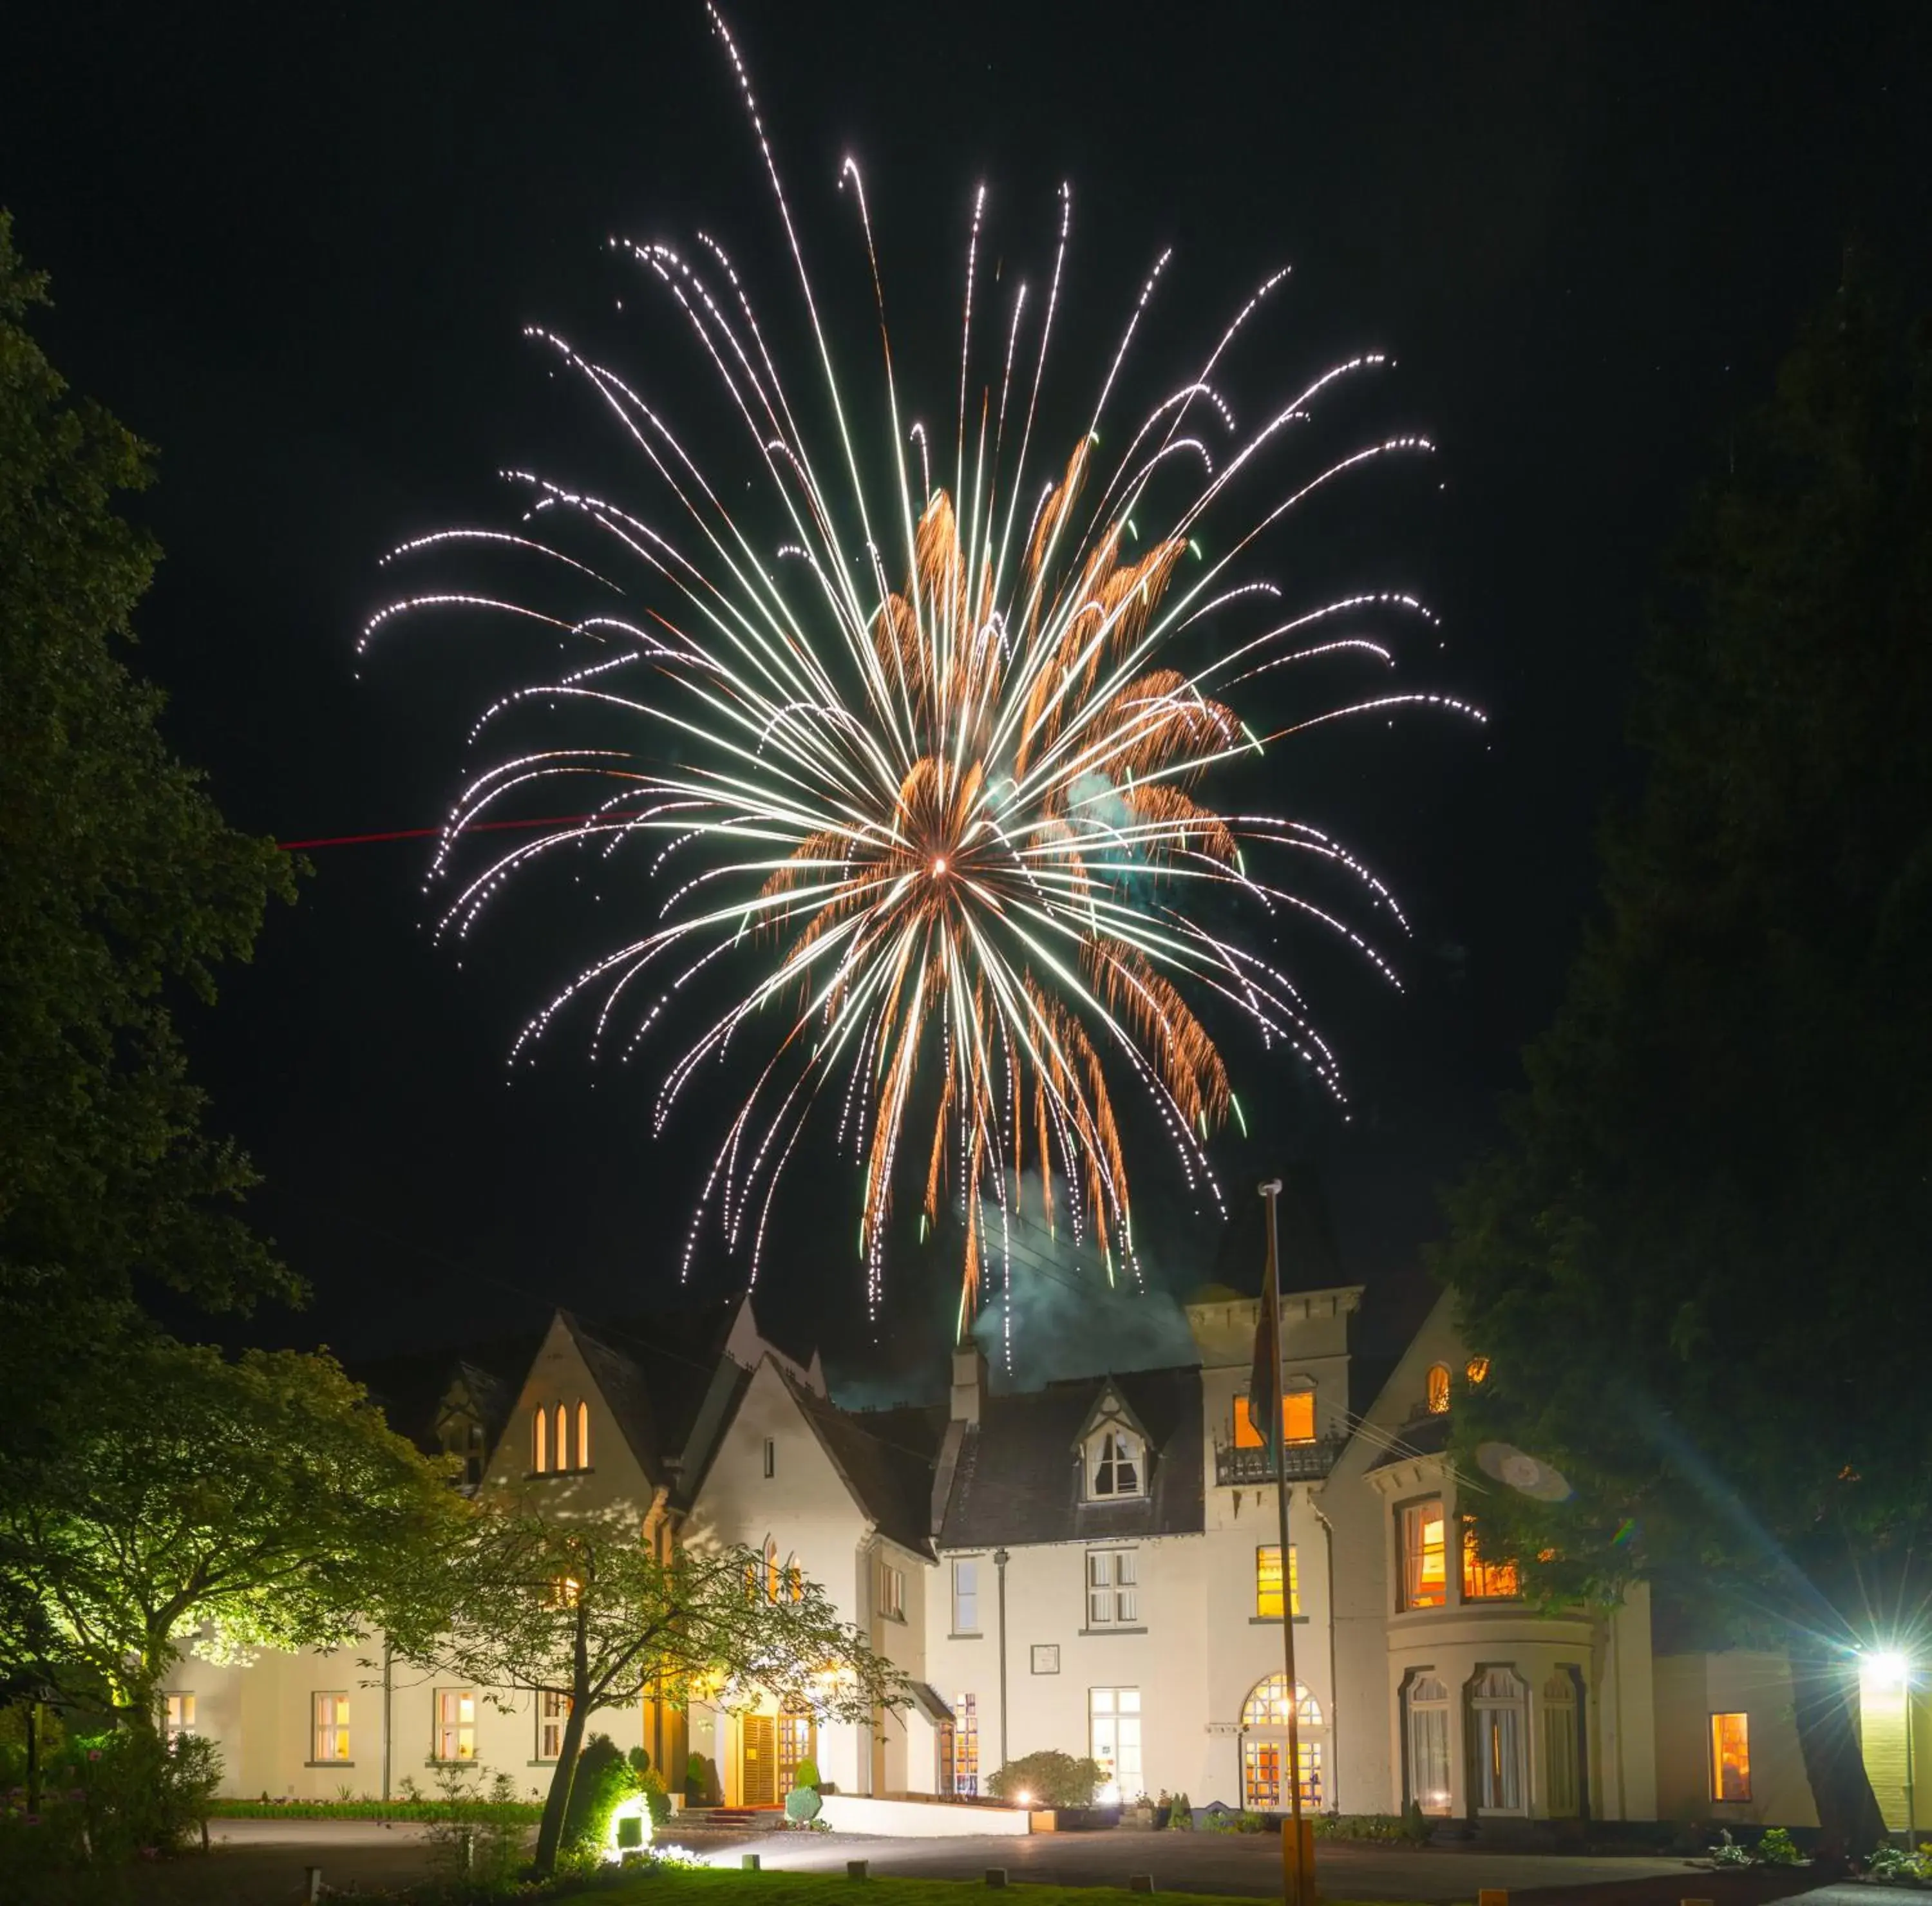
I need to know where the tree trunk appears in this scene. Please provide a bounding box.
[532,1608,593,1877]
[1790,1650,1887,1863]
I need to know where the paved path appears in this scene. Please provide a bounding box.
[91,1818,1768,1906]
[670,1825,1698,1902]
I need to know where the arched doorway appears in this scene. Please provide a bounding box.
[1241,1674,1324,1811]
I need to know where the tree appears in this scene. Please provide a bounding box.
[393,1510,908,1876]
[0,1338,464,1724]
[0,209,297,1360]
[1436,269,1932,1855]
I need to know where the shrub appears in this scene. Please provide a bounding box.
[562,1735,638,1855]
[784,1786,823,1823]
[986,1750,1103,1808]
[685,1751,712,1806]
[1757,1827,1803,1866]
[1311,1809,1432,1844]
[1166,1790,1194,1830]
[793,1756,821,1791]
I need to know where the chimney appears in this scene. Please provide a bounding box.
[950,1341,987,1426]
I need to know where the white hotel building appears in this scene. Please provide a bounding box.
[165,1282,1924,1834]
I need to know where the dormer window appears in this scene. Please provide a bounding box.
[1089,1428,1143,1499]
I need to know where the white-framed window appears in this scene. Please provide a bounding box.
[1544,1672,1580,1816]
[1255,1543,1300,1619]
[1405,1674,1452,1815]
[1397,1498,1447,1610]
[1089,1687,1142,1802]
[1086,1548,1139,1627]
[1471,1666,1528,1813]
[162,1692,196,1745]
[537,1690,571,1761]
[312,1692,351,1764]
[952,1558,980,1634]
[879,1562,905,1621]
[952,1692,979,1795]
[435,1688,476,1762]
[1088,1427,1143,1498]
[1241,1675,1324,1811]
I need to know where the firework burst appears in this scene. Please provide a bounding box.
[364,6,1482,1326]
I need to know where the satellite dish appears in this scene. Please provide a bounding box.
[1476,1440,1573,1503]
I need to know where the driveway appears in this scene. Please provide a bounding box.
[670,1824,1704,1902]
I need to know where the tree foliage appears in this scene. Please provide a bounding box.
[1437,269,1932,1852]
[0,209,296,1352]
[0,1339,462,1719]
[393,1510,908,1874]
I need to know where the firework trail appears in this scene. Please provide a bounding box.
[363,6,1482,1330]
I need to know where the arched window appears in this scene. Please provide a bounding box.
[576,1401,591,1470]
[1406,1674,1452,1815]
[1240,1674,1323,1811]
[1426,1363,1451,1414]
[1465,1355,1490,1386]
[554,1402,569,1471]
[765,1538,781,1603]
[1088,1428,1142,1498]
[1542,1672,1580,1817]
[1470,1666,1528,1814]
[533,1405,549,1473]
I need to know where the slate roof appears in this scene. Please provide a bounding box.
[1363,1406,1453,1473]
[938,1364,1205,1549]
[775,1367,948,1558]
[349,1329,546,1457]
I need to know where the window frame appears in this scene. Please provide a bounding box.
[1403,1672,1452,1816]
[1233,1388,1317,1449]
[1254,1543,1302,1620]
[952,1692,979,1795]
[434,1688,477,1763]
[1459,1518,1522,1601]
[533,1404,548,1474]
[762,1437,776,1479]
[1085,1547,1140,1628]
[879,1560,906,1621]
[1709,1711,1752,1802]
[162,1692,196,1745]
[536,1689,571,1762]
[311,1691,352,1765]
[1088,1686,1143,1801]
[952,1557,981,1636]
[1396,1496,1448,1610]
[1088,1426,1144,1500]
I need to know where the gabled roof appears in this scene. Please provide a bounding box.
[939,1364,1205,1549]
[349,1329,546,1457]
[773,1365,948,1558]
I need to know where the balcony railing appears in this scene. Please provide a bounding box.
[1213,1435,1347,1487]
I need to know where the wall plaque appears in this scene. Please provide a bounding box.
[1030,1644,1060,1674]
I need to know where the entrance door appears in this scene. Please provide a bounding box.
[777,1709,815,1793]
[742,1714,777,1806]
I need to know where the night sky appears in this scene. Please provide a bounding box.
[5,5,1927,1393]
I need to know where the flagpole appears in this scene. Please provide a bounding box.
[1260,1178,1314,1906]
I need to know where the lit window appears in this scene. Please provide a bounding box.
[1399,1500,1446,1609]
[1466,1355,1490,1386]
[1461,1522,1520,1600]
[879,1562,906,1620]
[555,1402,569,1471]
[785,1560,803,1603]
[312,1692,351,1764]
[1426,1364,1451,1414]
[533,1406,548,1473]
[162,1693,196,1745]
[952,1558,980,1634]
[547,1574,582,1609]
[537,1690,571,1761]
[1255,1544,1302,1619]
[1090,1688,1143,1802]
[1710,1712,1751,1801]
[952,1693,980,1795]
[766,1539,781,1603]
[1472,1667,1528,1813]
[1089,1428,1142,1498]
[1234,1390,1316,1448]
[1086,1549,1139,1626]
[577,1402,590,1469]
[1406,1675,1451,1814]
[435,1689,477,1762]
[1240,1675,1323,1811]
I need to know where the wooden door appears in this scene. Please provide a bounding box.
[777,1710,815,1793]
[742,1714,777,1807]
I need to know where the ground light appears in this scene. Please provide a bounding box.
[602,1792,654,1862]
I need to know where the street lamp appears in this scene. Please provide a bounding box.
[1861,1648,1917,1848]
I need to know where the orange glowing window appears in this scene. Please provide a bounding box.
[1399,1500,1446,1609]
[576,1401,590,1469]
[1710,1713,1750,1801]
[1465,1356,1490,1386]
[1235,1391,1316,1447]
[1426,1364,1451,1413]
[533,1406,548,1473]
[1460,1521,1520,1600]
[554,1403,569,1471]
[1255,1544,1302,1619]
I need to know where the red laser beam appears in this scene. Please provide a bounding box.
[276,815,630,851]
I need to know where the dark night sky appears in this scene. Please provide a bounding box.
[5,5,1927,1392]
